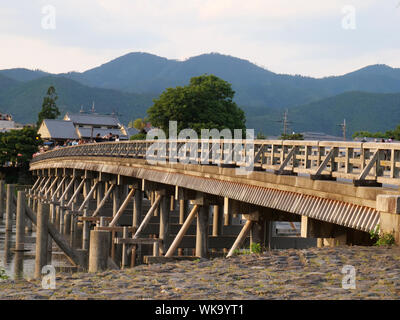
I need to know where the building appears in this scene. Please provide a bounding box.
[38,112,129,143]
[63,112,128,140]
[0,113,22,133]
[37,119,79,142]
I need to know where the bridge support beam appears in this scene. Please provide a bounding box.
[377,195,400,245]
[301,216,346,246]
[192,193,219,258]
[300,215,373,246]
[243,210,272,251]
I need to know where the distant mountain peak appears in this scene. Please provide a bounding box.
[349,64,397,75]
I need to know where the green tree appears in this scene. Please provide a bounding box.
[147,74,246,136]
[128,118,148,134]
[280,133,304,140]
[37,86,60,127]
[256,132,267,139]
[352,124,400,140]
[0,127,42,166]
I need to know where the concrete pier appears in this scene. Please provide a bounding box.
[88,229,111,272]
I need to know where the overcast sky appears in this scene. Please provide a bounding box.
[0,0,399,77]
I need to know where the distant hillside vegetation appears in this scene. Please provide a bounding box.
[246,91,400,136]
[0,68,50,82]
[2,53,400,135]
[0,76,154,124]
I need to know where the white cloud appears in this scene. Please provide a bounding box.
[0,0,398,76]
[0,34,122,73]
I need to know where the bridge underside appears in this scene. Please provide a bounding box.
[30,156,397,233]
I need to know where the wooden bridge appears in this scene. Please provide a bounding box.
[19,139,400,273]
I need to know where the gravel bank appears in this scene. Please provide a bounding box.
[0,246,399,300]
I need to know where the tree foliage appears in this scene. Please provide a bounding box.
[129,118,147,133]
[256,132,267,139]
[0,127,42,166]
[280,133,304,140]
[352,124,400,140]
[147,74,246,135]
[129,133,147,140]
[37,86,60,127]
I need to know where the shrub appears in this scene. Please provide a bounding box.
[129,133,147,140]
[369,224,395,246]
[250,243,262,254]
[0,268,8,280]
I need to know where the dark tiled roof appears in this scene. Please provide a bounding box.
[42,120,79,139]
[64,113,120,127]
[77,127,127,139]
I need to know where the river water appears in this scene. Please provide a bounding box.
[0,216,74,280]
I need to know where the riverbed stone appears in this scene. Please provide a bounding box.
[1,246,400,300]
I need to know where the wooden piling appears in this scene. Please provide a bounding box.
[112,185,120,216]
[50,203,56,225]
[159,195,170,255]
[70,207,77,248]
[196,205,210,258]
[82,209,90,250]
[121,227,128,268]
[212,205,224,236]
[133,188,142,229]
[96,182,105,207]
[59,198,65,233]
[179,199,188,224]
[0,180,4,220]
[153,241,159,257]
[64,211,71,235]
[5,184,15,232]
[130,246,137,267]
[170,195,175,211]
[35,201,49,279]
[15,191,25,251]
[224,211,232,226]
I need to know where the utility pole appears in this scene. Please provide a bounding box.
[275,109,292,136]
[283,110,288,136]
[338,119,346,141]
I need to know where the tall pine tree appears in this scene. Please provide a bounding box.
[37,86,60,127]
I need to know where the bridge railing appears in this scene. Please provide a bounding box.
[31,140,400,186]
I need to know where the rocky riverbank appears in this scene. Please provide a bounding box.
[0,246,399,300]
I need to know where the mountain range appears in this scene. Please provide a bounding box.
[1,52,400,137]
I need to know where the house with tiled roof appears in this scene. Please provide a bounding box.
[38,111,129,143]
